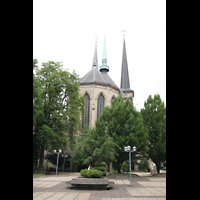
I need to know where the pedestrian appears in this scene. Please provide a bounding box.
[88,165,91,170]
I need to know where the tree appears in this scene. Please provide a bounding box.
[139,158,150,172]
[141,94,166,174]
[33,59,42,129]
[71,124,117,168]
[96,95,148,173]
[33,60,85,172]
[33,59,43,172]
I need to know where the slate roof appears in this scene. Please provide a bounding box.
[80,67,130,98]
[80,40,132,99]
[80,67,118,89]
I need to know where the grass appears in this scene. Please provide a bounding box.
[33,172,45,179]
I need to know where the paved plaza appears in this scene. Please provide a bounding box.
[33,172,166,200]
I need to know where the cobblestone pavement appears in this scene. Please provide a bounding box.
[33,172,166,200]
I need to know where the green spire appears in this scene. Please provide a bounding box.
[102,36,107,60]
[99,35,109,72]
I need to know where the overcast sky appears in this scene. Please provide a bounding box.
[33,0,166,111]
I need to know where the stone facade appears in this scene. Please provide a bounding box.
[80,83,120,128]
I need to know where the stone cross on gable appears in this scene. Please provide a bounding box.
[121,29,128,36]
[94,34,99,41]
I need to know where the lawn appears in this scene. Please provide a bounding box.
[33,172,45,179]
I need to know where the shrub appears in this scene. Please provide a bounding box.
[91,170,103,178]
[80,169,103,178]
[122,163,129,172]
[80,169,88,177]
[92,166,105,171]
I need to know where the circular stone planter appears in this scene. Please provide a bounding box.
[69,177,110,190]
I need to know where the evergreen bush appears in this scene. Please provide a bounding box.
[80,169,103,178]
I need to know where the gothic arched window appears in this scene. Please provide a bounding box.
[82,93,90,128]
[97,93,105,119]
[111,96,115,103]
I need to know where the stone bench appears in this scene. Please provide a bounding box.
[69,177,110,190]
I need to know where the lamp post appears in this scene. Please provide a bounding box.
[62,155,68,172]
[124,146,137,185]
[54,149,62,176]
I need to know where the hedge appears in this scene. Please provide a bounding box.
[80,169,103,178]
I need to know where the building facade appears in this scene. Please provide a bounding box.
[78,35,140,172]
[80,35,134,129]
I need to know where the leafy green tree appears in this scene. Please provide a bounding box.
[141,94,166,174]
[71,124,117,168]
[33,59,43,172]
[139,158,150,171]
[96,95,148,173]
[33,60,84,172]
[33,59,42,129]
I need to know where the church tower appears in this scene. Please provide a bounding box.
[120,34,134,100]
[80,38,120,128]
[99,35,109,72]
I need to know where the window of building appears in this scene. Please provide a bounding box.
[82,93,90,128]
[97,93,105,119]
[111,96,115,103]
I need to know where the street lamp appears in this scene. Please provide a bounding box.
[62,155,68,172]
[54,149,62,176]
[124,146,137,185]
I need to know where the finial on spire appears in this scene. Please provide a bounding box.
[121,29,127,37]
[99,34,109,72]
[94,34,99,42]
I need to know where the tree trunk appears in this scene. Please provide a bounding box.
[38,143,44,173]
[117,163,122,173]
[33,136,38,173]
[156,162,160,174]
[33,143,37,172]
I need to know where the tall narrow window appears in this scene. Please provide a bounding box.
[111,96,115,103]
[82,93,90,128]
[97,93,105,119]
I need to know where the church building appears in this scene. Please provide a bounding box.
[42,34,140,173]
[80,34,134,128]
[76,34,140,172]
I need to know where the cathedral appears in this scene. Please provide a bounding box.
[43,34,138,172]
[80,34,134,128]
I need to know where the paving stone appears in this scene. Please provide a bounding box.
[60,193,79,200]
[33,172,166,199]
[147,177,166,181]
[126,187,142,196]
[33,181,61,188]
[138,181,166,187]
[33,192,44,198]
[115,180,124,184]
[74,192,91,200]
[145,188,165,196]
[122,179,130,185]
[136,187,155,196]
[43,182,61,188]
[41,176,76,182]
[33,192,55,199]
[46,192,68,200]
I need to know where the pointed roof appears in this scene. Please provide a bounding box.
[80,38,132,99]
[80,41,118,89]
[102,36,107,60]
[80,67,119,90]
[120,35,132,92]
[92,41,98,69]
[99,35,109,72]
